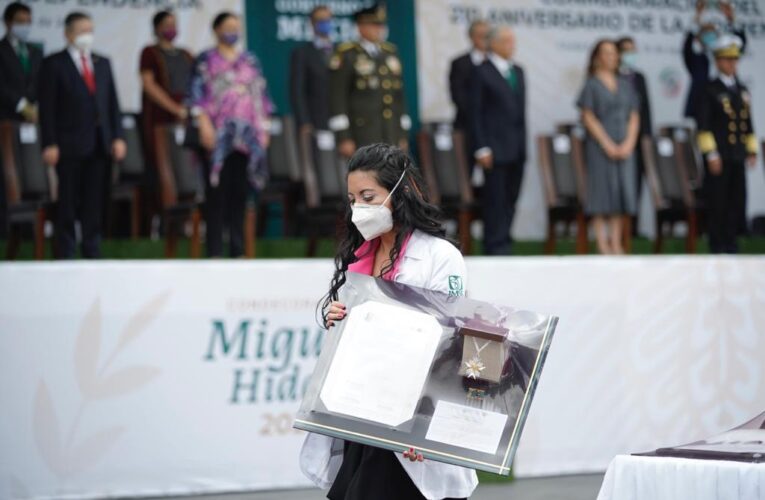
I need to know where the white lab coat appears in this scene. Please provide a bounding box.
[299,230,479,499]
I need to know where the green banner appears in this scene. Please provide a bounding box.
[244,0,419,129]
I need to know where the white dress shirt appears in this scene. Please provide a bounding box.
[469,48,485,66]
[719,73,737,89]
[67,45,93,76]
[359,38,379,57]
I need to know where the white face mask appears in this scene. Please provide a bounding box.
[11,23,31,42]
[351,170,407,241]
[73,32,94,52]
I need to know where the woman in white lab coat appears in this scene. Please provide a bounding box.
[301,143,478,500]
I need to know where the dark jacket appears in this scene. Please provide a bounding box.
[621,69,652,137]
[290,41,332,129]
[448,52,475,131]
[469,59,527,165]
[683,29,747,121]
[697,77,756,164]
[0,36,43,120]
[39,49,124,158]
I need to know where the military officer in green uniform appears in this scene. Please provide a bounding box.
[697,35,758,254]
[328,4,411,158]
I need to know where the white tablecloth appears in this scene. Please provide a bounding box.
[597,455,765,500]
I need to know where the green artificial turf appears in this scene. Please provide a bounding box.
[2,236,764,260]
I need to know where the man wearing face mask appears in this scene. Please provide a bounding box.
[682,0,746,124]
[697,35,757,254]
[290,5,334,135]
[617,36,652,235]
[0,2,43,238]
[0,2,42,124]
[329,4,410,158]
[38,11,126,259]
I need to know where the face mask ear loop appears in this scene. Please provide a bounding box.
[379,169,408,209]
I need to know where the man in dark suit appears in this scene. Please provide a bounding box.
[683,1,746,123]
[0,2,43,237]
[470,26,526,256]
[617,36,652,235]
[0,2,41,122]
[290,5,333,134]
[449,19,488,132]
[39,12,126,259]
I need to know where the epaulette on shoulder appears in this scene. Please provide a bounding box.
[380,41,397,52]
[337,42,358,52]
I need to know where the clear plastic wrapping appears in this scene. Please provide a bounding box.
[294,272,558,475]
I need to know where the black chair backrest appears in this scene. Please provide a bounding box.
[427,123,462,199]
[418,122,472,206]
[164,127,201,199]
[653,136,684,201]
[298,127,344,208]
[660,125,701,188]
[642,135,693,209]
[267,115,301,181]
[119,113,144,177]
[312,131,344,199]
[555,123,588,204]
[549,133,578,199]
[14,123,48,199]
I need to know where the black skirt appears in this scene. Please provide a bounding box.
[327,442,467,500]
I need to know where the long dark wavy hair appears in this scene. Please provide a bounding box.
[317,143,448,326]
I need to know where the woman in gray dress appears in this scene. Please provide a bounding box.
[577,39,640,254]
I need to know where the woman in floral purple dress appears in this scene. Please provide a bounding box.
[188,11,273,257]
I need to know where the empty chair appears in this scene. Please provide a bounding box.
[154,125,202,258]
[537,133,587,254]
[297,126,346,256]
[416,123,476,254]
[259,115,303,237]
[659,125,703,191]
[642,135,700,253]
[109,113,145,239]
[0,120,51,259]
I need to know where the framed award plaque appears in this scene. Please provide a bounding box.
[294,272,558,475]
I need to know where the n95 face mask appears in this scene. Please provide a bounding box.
[351,170,407,241]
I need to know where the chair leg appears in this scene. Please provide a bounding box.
[245,205,257,258]
[622,216,632,254]
[653,215,664,254]
[686,210,697,253]
[34,208,46,260]
[544,218,556,255]
[190,209,201,259]
[575,212,588,254]
[307,232,318,257]
[164,215,177,258]
[130,188,141,240]
[5,225,20,260]
[458,209,471,255]
[282,192,295,238]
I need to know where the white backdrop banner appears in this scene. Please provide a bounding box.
[415,0,765,238]
[1,257,765,498]
[0,0,244,112]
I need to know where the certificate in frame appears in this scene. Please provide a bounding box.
[294,272,558,475]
